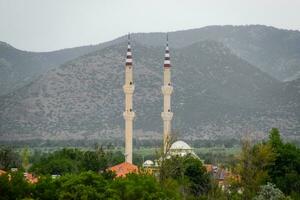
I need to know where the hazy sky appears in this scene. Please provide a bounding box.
[1,0,300,52]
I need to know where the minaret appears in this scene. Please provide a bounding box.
[161,34,173,152]
[123,34,135,163]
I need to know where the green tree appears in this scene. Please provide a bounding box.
[159,155,211,199]
[31,157,79,175]
[33,176,59,200]
[0,146,21,170]
[253,182,291,200]
[57,172,107,200]
[184,156,211,196]
[234,139,275,200]
[0,172,33,200]
[30,148,122,175]
[81,150,108,172]
[268,128,300,198]
[21,146,30,172]
[107,173,180,200]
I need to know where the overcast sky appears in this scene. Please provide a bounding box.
[1,0,300,52]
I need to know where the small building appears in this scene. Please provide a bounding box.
[143,160,154,167]
[108,162,138,177]
[169,140,200,160]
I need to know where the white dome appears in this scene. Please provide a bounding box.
[143,160,154,167]
[170,140,192,150]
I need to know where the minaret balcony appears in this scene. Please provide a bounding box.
[123,111,135,120]
[161,112,173,121]
[161,85,173,95]
[123,85,135,94]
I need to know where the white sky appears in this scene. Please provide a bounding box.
[1,0,300,52]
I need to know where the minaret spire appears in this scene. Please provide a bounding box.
[123,33,135,163]
[161,33,173,152]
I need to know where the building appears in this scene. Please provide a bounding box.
[108,162,138,177]
[161,34,173,152]
[118,34,202,175]
[123,34,135,164]
[143,160,154,167]
[142,140,201,171]
[169,140,199,159]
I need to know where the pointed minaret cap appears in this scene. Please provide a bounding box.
[164,33,171,68]
[126,33,133,66]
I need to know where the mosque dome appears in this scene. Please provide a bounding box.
[143,160,154,167]
[170,140,192,150]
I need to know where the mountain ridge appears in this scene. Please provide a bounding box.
[1,25,300,97]
[1,40,298,143]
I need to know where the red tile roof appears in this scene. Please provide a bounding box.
[0,169,6,175]
[0,170,38,184]
[204,164,213,173]
[24,173,38,184]
[108,162,138,177]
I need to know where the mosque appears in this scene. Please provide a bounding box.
[109,34,198,176]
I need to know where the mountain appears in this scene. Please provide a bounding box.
[1,40,298,143]
[1,25,300,97]
[0,41,118,96]
[131,25,300,81]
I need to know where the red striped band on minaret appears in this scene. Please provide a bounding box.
[164,33,171,68]
[126,34,133,66]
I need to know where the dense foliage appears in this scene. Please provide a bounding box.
[30,147,123,175]
[0,171,180,200]
[228,128,300,200]
[0,128,299,199]
[268,128,300,199]
[160,154,211,198]
[0,146,21,170]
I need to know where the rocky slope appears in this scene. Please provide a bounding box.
[132,25,300,81]
[1,41,299,142]
[0,41,113,96]
[2,25,300,97]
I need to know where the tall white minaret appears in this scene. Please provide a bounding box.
[161,34,173,152]
[123,34,135,163]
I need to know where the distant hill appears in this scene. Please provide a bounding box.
[2,25,300,97]
[131,25,300,81]
[1,40,299,142]
[0,41,114,96]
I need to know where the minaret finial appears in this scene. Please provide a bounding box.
[126,33,132,66]
[164,33,171,68]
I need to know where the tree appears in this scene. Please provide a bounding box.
[21,146,30,172]
[253,182,291,200]
[0,146,21,170]
[57,171,107,200]
[267,128,300,198]
[159,155,211,198]
[31,171,179,200]
[31,157,79,175]
[81,150,108,172]
[234,139,276,200]
[268,128,283,148]
[30,148,123,175]
[33,176,59,200]
[184,156,210,196]
[157,133,211,199]
[0,172,33,200]
[107,173,180,200]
